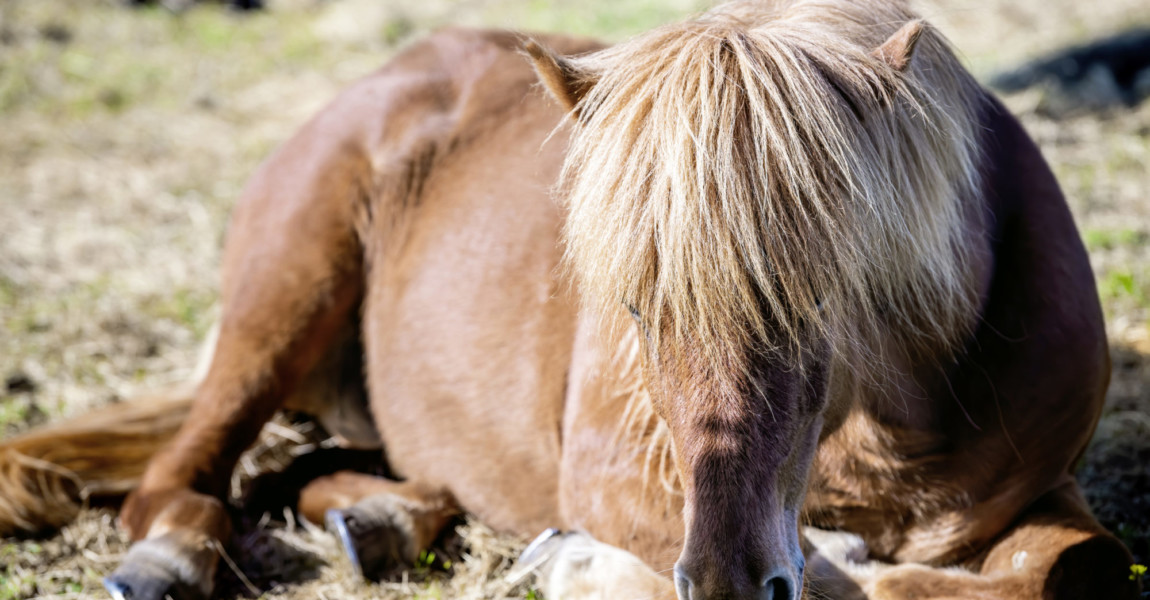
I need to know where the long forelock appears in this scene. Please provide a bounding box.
[561,0,984,381]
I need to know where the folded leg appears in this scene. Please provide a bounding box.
[107,113,369,600]
[864,481,1138,599]
[300,472,458,579]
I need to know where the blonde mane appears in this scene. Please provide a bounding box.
[612,330,681,498]
[560,0,985,382]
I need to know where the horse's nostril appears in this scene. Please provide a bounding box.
[675,560,798,600]
[762,573,795,600]
[673,564,698,600]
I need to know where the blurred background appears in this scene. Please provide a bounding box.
[1,0,1148,598]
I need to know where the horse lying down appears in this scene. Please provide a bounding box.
[0,0,1140,598]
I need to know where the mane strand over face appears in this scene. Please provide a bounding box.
[559,0,985,380]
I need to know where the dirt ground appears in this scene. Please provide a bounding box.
[1,0,1148,598]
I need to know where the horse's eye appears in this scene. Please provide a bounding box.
[624,302,653,346]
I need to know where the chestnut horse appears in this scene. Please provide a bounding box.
[0,1,1139,599]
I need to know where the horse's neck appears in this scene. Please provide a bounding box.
[822,334,939,435]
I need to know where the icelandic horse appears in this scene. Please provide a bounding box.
[0,1,1139,599]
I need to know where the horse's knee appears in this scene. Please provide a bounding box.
[982,522,1137,599]
[979,483,1139,599]
[1043,534,1140,600]
[120,487,231,543]
[865,529,1139,600]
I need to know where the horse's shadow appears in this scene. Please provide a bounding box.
[213,521,328,598]
[217,445,467,598]
[1080,341,1150,574]
[213,446,388,597]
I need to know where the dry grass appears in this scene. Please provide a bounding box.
[1,0,1148,597]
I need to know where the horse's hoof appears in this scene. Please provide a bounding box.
[513,530,672,599]
[103,565,206,600]
[326,494,416,581]
[518,528,566,566]
[504,528,569,586]
[104,533,217,600]
[326,508,367,578]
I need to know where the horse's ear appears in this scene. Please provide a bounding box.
[524,40,597,116]
[872,20,925,72]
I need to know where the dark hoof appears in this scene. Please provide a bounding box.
[326,508,367,578]
[104,534,216,600]
[326,495,416,581]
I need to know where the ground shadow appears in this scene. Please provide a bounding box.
[1077,341,1150,588]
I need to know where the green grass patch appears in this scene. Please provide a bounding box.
[0,399,30,430]
[140,287,215,338]
[1099,270,1140,302]
[0,573,28,600]
[1084,228,1148,251]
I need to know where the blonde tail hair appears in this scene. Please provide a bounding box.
[0,390,192,536]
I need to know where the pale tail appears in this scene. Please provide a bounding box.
[0,390,192,536]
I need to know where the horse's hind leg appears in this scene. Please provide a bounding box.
[297,472,458,580]
[865,480,1139,599]
[105,131,367,600]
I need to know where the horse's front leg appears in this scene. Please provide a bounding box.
[863,481,1139,600]
[104,131,367,600]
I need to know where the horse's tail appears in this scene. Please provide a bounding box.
[0,323,222,537]
[0,389,194,537]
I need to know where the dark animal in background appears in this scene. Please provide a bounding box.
[991,28,1150,114]
[129,0,264,12]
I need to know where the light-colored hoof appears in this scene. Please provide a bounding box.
[518,528,565,567]
[803,526,891,600]
[515,529,672,600]
[803,526,871,571]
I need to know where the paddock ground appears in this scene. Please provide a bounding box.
[1,0,1148,597]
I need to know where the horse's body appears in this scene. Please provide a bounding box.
[0,2,1138,599]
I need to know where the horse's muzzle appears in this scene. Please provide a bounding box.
[673,556,802,600]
